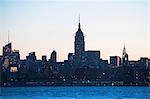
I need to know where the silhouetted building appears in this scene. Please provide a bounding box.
[122,45,128,66]
[26,52,36,70]
[0,55,3,82]
[110,56,121,67]
[2,43,12,69]
[42,55,47,61]
[25,52,39,80]
[68,53,74,67]
[50,50,57,63]
[26,52,36,62]
[139,57,149,69]
[147,59,150,82]
[3,43,12,57]
[85,50,100,68]
[2,43,20,82]
[50,50,58,72]
[148,59,150,70]
[68,53,74,62]
[74,18,86,67]
[1,18,149,86]
[11,50,20,64]
[0,56,3,67]
[0,55,2,65]
[9,50,20,75]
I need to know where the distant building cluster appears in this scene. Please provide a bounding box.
[0,20,150,86]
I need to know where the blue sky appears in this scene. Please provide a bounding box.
[0,0,149,61]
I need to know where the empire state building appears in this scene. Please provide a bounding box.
[74,18,85,66]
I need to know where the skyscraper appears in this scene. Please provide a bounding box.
[110,56,121,67]
[50,50,57,63]
[2,43,12,69]
[122,45,128,66]
[74,17,86,67]
[75,17,85,56]
[3,43,12,57]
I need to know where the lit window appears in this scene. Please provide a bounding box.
[3,58,9,68]
[10,67,18,73]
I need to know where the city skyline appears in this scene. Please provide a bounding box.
[0,0,150,61]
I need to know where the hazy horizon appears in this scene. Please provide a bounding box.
[0,0,150,61]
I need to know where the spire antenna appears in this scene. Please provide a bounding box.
[123,43,126,54]
[124,43,126,50]
[78,14,81,29]
[79,14,80,23]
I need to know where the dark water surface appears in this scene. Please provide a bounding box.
[1,86,150,99]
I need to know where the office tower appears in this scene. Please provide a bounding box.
[110,56,121,67]
[3,43,12,57]
[85,51,100,67]
[74,17,86,67]
[122,45,128,66]
[50,50,57,63]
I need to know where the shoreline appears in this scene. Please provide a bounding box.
[1,81,149,87]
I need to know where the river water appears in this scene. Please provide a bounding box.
[1,86,150,99]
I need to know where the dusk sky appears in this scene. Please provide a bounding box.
[0,0,150,61]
